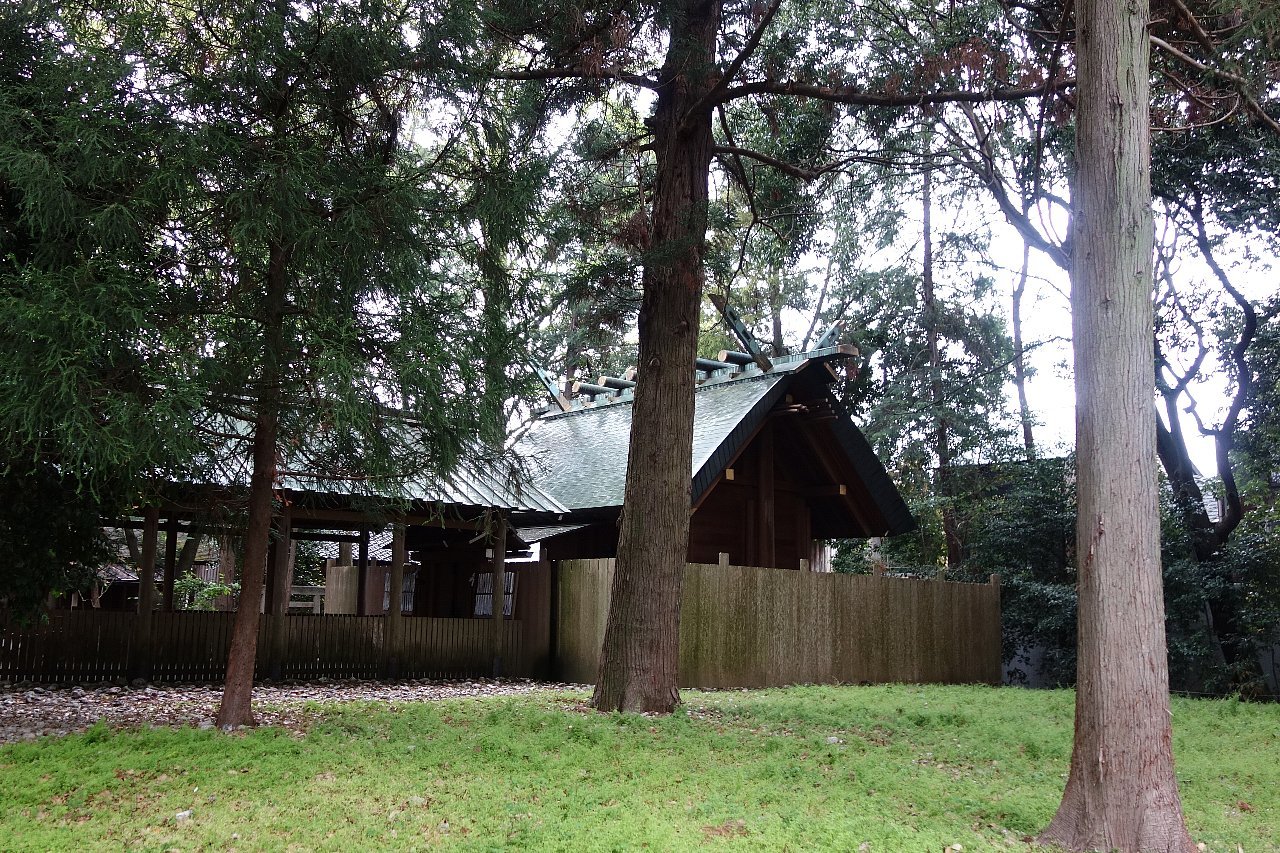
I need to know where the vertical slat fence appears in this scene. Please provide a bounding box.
[0,612,527,684]
[560,559,1001,689]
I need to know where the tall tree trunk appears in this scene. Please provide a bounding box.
[1039,0,1195,848]
[216,243,290,728]
[1012,243,1036,456]
[921,164,961,569]
[590,0,720,714]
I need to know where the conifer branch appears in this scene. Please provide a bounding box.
[682,0,785,125]
[489,66,660,90]
[713,144,830,181]
[715,77,1075,108]
[1149,36,1280,137]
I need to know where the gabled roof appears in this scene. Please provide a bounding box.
[515,347,914,536]
[516,370,785,512]
[274,457,567,514]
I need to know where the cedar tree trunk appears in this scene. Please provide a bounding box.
[216,243,290,728]
[1039,0,1196,848]
[590,0,721,713]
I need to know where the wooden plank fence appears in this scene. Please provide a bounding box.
[557,559,1001,688]
[1,561,553,684]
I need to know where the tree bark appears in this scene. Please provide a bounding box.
[921,164,961,570]
[216,242,290,728]
[176,527,204,579]
[1039,0,1196,848]
[590,0,721,714]
[1012,243,1036,456]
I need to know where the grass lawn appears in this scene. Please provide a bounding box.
[1,684,1276,851]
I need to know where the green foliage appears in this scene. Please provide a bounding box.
[1,687,1276,850]
[289,540,328,589]
[0,3,204,496]
[172,576,238,612]
[0,459,115,621]
[1238,301,1280,487]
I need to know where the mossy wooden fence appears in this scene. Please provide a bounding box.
[556,559,1001,688]
[0,562,552,684]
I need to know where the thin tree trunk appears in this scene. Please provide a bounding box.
[1012,243,1036,456]
[123,526,141,563]
[591,0,720,714]
[216,243,290,728]
[921,164,961,570]
[768,272,786,355]
[1039,0,1195,847]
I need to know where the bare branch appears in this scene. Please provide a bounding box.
[1184,195,1256,539]
[941,109,1070,269]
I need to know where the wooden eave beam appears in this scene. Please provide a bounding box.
[287,506,488,529]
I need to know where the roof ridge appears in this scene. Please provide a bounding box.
[535,368,787,422]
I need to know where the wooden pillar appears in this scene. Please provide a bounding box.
[491,513,508,677]
[757,422,776,568]
[132,508,159,682]
[161,516,179,611]
[356,528,370,615]
[385,523,406,679]
[266,503,292,681]
[796,503,811,570]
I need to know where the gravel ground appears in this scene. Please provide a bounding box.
[0,678,585,744]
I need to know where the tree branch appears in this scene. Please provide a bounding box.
[716,77,1074,108]
[941,109,1070,269]
[712,144,831,181]
[1185,195,1256,541]
[488,66,661,90]
[1149,35,1280,137]
[682,0,785,125]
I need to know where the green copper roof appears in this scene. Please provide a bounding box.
[516,372,787,511]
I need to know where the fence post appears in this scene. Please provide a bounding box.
[383,522,406,679]
[491,513,508,677]
[987,574,1002,684]
[131,508,159,683]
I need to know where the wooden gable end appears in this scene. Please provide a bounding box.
[688,388,889,569]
